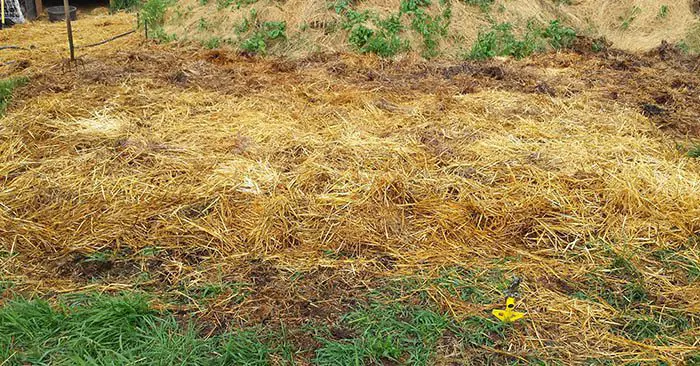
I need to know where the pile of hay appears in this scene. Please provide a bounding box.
[0,13,699,364]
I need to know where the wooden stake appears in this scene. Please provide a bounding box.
[35,0,43,19]
[63,0,74,61]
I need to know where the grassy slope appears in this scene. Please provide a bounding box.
[156,0,700,58]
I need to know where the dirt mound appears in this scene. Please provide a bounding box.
[160,0,700,57]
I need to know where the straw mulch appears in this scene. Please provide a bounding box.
[1,13,699,364]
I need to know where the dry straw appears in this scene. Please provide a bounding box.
[0,12,699,364]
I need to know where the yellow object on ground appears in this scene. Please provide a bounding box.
[493,297,526,323]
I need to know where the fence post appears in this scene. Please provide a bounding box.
[63,0,75,61]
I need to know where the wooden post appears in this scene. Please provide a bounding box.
[35,0,43,18]
[62,0,74,61]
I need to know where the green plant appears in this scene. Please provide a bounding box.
[461,0,494,12]
[468,22,542,60]
[240,21,287,54]
[0,77,28,116]
[543,20,576,49]
[348,24,409,57]
[199,0,209,5]
[140,0,172,38]
[592,37,607,52]
[619,6,642,30]
[657,5,669,19]
[203,37,222,49]
[410,7,451,58]
[198,17,210,30]
[400,0,431,13]
[110,0,140,11]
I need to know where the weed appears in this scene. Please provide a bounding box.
[110,0,140,11]
[619,6,642,30]
[553,0,571,5]
[342,9,371,30]
[314,302,450,365]
[203,37,222,49]
[198,17,210,30]
[235,8,257,34]
[240,21,287,54]
[400,0,431,13]
[543,20,576,49]
[614,310,694,342]
[461,0,494,12]
[331,0,353,14]
[199,0,208,5]
[686,353,700,365]
[140,0,172,39]
[608,251,640,279]
[348,24,409,57]
[592,38,607,52]
[241,33,267,53]
[410,7,451,58]
[468,22,542,60]
[0,77,28,116]
[455,315,506,346]
[657,5,669,19]
[432,267,504,304]
[653,247,700,283]
[688,145,700,158]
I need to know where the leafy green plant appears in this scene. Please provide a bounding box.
[140,0,173,39]
[0,77,28,116]
[657,5,669,19]
[468,22,542,60]
[240,21,287,54]
[461,0,494,12]
[410,7,451,58]
[348,25,409,57]
[543,20,576,49]
[110,0,140,11]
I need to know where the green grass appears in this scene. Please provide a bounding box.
[0,77,28,117]
[614,310,693,342]
[0,294,272,365]
[688,145,700,158]
[657,5,669,19]
[313,297,510,365]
